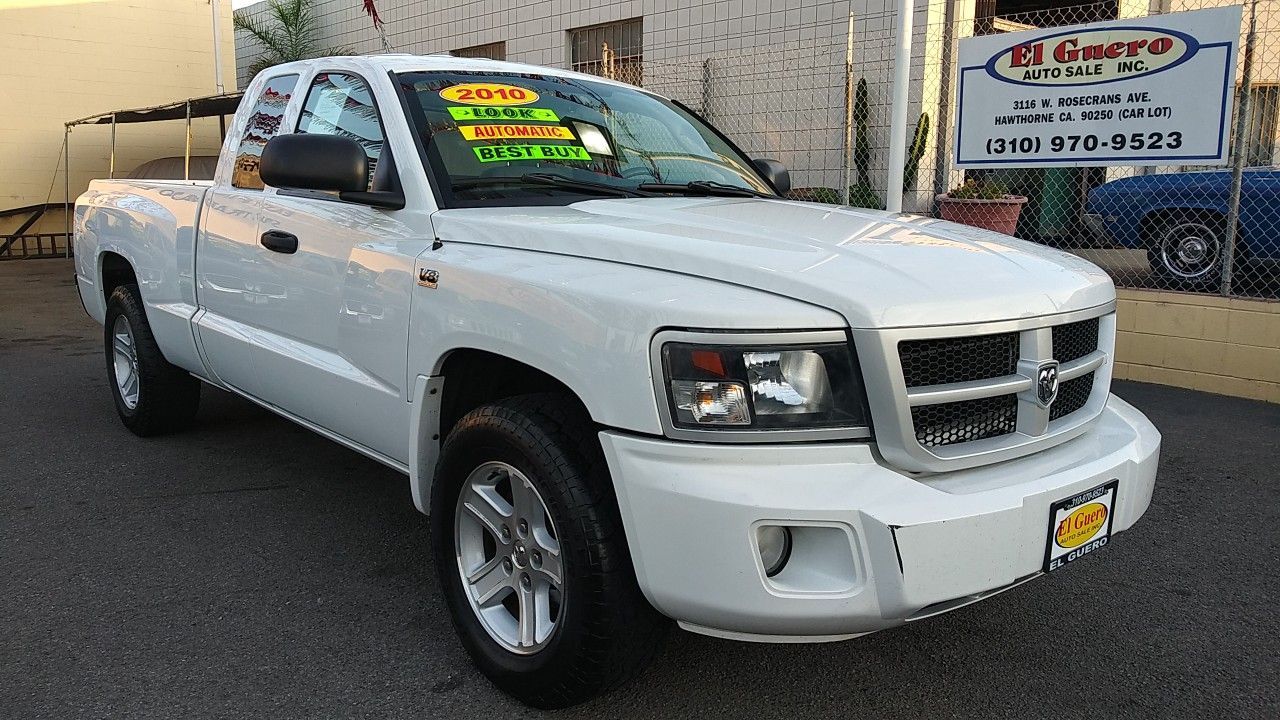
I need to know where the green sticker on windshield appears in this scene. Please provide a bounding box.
[448,106,560,122]
[473,144,591,163]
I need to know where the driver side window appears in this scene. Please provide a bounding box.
[296,72,385,188]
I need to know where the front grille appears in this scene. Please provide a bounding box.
[1050,372,1094,421]
[888,310,1111,461]
[912,394,1018,447]
[898,332,1019,388]
[1051,317,1100,364]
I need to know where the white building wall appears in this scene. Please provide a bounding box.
[236,0,956,208]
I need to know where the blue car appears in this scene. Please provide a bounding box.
[1084,168,1280,286]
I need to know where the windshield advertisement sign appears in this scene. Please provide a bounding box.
[955,6,1242,167]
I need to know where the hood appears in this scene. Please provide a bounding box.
[431,197,1114,328]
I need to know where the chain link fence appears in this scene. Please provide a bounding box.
[622,0,1277,301]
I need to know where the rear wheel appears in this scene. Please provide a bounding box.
[430,394,665,709]
[104,284,200,436]
[1147,212,1225,288]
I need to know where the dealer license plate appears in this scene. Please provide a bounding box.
[1044,480,1118,573]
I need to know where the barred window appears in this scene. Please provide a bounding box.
[1240,84,1280,167]
[569,18,642,85]
[453,41,506,61]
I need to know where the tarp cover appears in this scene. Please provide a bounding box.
[126,156,219,180]
[67,93,244,127]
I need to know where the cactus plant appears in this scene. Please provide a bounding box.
[846,81,929,205]
[853,78,870,187]
[846,183,882,209]
[904,112,929,192]
[846,78,879,208]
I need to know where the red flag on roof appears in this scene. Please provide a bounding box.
[363,0,383,29]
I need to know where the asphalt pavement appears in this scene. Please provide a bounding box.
[2,259,1277,719]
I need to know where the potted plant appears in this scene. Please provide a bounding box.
[936,179,1027,235]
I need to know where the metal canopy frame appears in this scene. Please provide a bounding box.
[60,92,244,257]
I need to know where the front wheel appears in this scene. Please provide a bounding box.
[430,394,665,709]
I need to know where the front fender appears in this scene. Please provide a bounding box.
[403,243,845,513]
[408,242,844,435]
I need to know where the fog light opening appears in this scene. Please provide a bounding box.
[757,525,793,577]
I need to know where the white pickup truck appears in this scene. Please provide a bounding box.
[75,55,1160,708]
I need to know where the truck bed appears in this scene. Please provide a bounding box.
[74,179,212,376]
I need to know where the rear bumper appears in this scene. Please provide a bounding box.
[600,395,1159,641]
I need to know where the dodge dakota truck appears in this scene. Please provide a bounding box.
[75,55,1160,708]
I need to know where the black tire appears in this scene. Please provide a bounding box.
[1146,212,1226,289]
[104,284,200,436]
[430,394,666,709]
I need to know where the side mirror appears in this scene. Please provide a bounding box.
[261,134,368,192]
[752,158,790,196]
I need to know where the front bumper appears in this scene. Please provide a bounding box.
[599,395,1160,642]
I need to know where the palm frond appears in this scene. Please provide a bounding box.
[244,57,281,82]
[234,12,286,62]
[235,0,333,69]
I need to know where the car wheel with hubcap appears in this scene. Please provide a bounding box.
[103,283,200,436]
[1148,213,1225,288]
[431,394,665,709]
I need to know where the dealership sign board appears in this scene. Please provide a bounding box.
[955,6,1243,167]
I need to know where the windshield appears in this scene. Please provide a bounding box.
[395,70,774,207]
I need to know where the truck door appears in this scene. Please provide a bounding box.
[196,73,301,399]
[234,70,427,464]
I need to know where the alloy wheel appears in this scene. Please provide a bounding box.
[111,315,140,410]
[454,461,563,655]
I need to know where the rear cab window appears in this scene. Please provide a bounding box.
[232,74,299,190]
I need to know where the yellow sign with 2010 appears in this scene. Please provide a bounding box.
[440,82,539,106]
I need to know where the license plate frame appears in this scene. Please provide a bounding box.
[1044,479,1119,573]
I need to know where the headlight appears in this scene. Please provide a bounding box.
[656,331,870,438]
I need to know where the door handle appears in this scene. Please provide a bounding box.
[260,229,299,254]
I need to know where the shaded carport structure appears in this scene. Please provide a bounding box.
[58,92,244,257]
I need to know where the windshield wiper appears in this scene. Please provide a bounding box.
[452,172,652,198]
[636,180,770,198]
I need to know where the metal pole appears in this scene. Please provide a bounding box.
[210,0,226,94]
[63,126,71,258]
[184,101,192,181]
[109,113,116,179]
[885,0,914,213]
[932,0,959,202]
[701,58,712,117]
[209,0,225,92]
[843,12,855,206]
[1222,0,1256,297]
